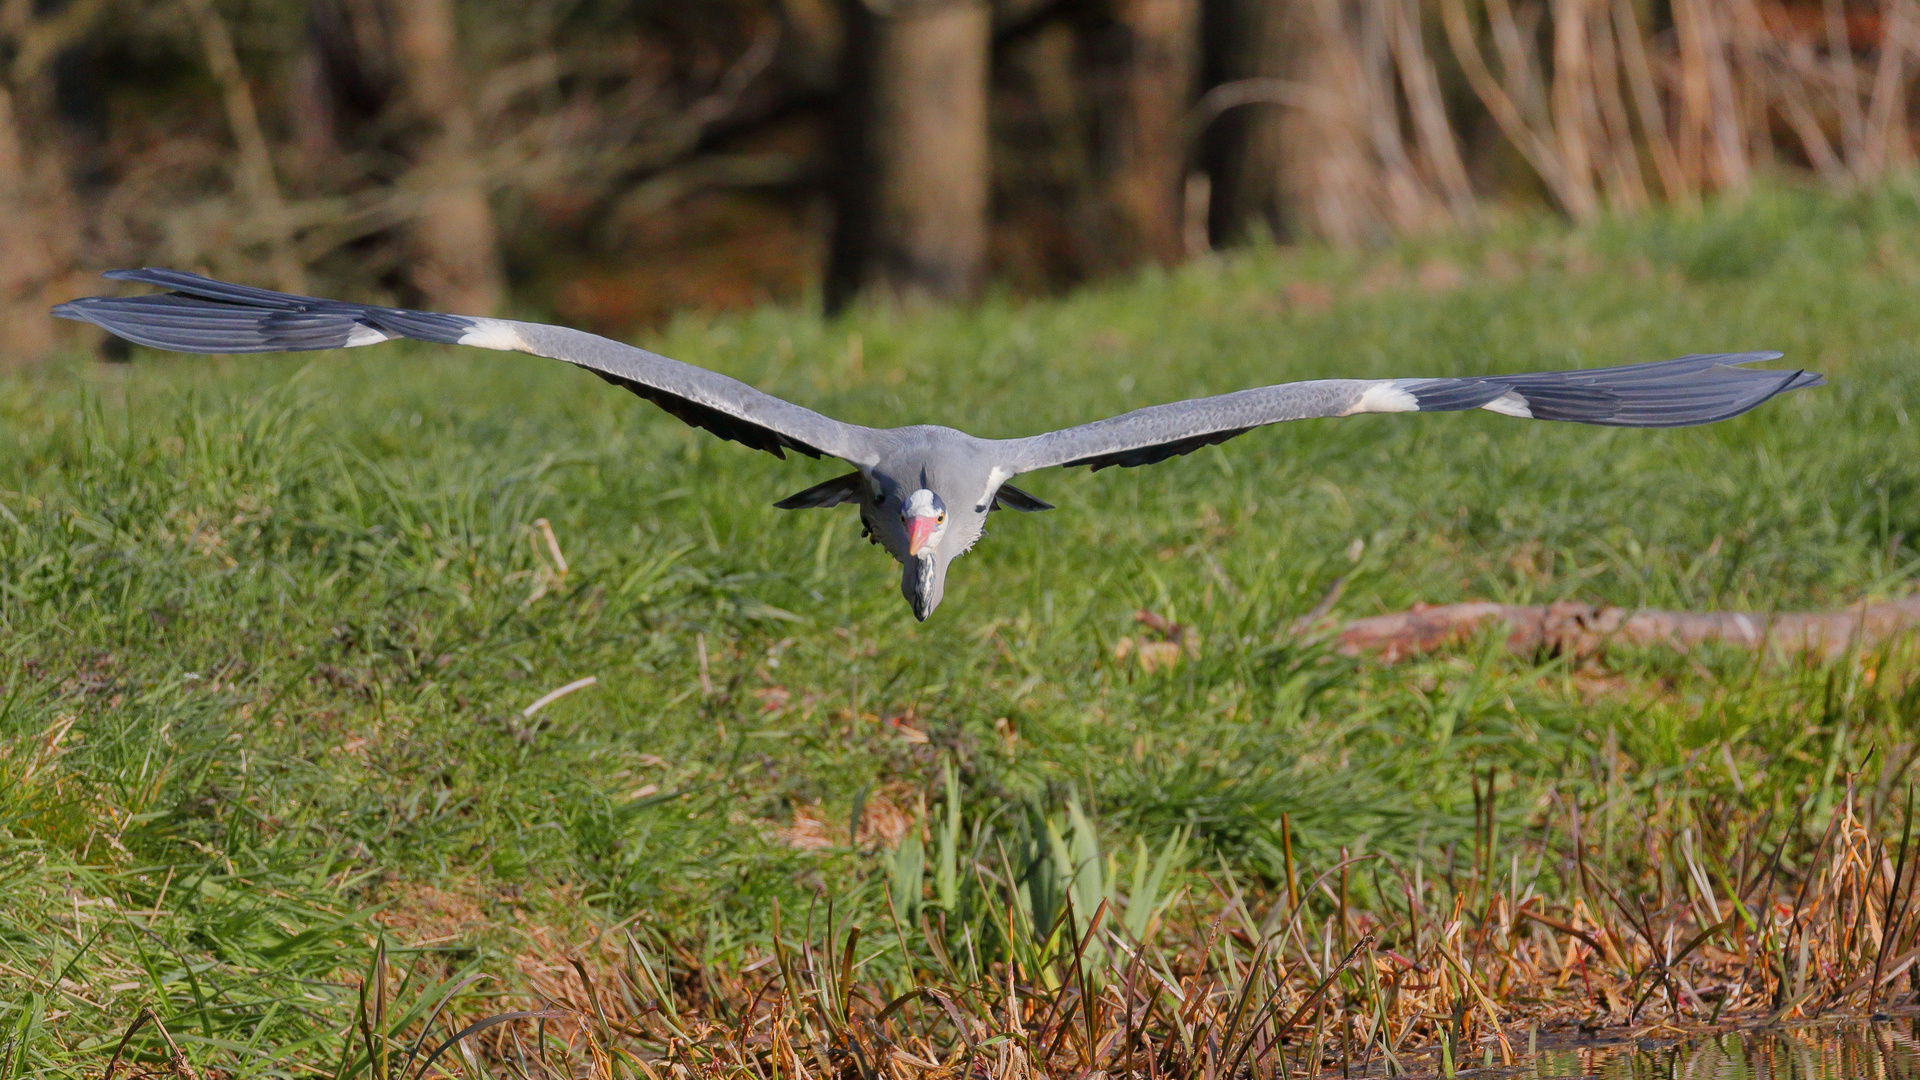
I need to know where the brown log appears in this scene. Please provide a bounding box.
[1329,597,1920,663]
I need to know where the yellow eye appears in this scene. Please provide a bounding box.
[937,513,946,523]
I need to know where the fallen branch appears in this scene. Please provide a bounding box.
[1328,596,1920,662]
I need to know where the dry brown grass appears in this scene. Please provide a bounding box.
[327,770,1920,1080]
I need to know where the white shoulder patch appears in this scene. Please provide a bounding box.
[1342,381,1420,415]
[344,324,393,347]
[1481,391,1533,419]
[457,318,534,353]
[975,467,1011,512]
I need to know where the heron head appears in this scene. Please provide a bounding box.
[900,488,947,558]
[899,488,950,621]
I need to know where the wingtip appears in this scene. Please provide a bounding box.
[1712,349,1785,367]
[101,267,214,289]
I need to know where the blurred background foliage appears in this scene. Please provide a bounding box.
[6,0,1918,361]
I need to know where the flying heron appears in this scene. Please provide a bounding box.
[56,269,1824,621]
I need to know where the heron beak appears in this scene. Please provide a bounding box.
[906,515,938,557]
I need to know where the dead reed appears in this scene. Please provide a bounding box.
[301,755,1920,1080]
[1258,0,1920,242]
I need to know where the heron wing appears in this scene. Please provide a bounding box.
[997,353,1822,473]
[775,471,867,509]
[55,269,880,465]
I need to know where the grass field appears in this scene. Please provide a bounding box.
[5,185,1920,1078]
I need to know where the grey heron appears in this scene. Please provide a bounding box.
[56,269,1823,621]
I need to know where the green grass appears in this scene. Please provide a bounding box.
[4,183,1920,1075]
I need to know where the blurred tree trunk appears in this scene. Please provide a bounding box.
[0,0,103,367]
[386,0,502,315]
[296,0,396,164]
[827,0,991,311]
[0,86,63,366]
[1109,0,1200,266]
[1200,0,1295,245]
[183,0,307,295]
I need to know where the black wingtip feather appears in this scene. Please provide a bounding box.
[54,294,363,353]
[1405,351,1820,428]
[55,269,475,355]
[775,472,865,509]
[102,268,320,308]
[992,483,1055,512]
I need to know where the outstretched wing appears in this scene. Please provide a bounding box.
[997,352,1822,473]
[54,269,880,465]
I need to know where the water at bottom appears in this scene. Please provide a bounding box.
[1509,1019,1920,1079]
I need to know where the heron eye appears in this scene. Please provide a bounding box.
[937,513,946,523]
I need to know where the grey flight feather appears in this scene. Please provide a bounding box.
[54,268,881,465]
[997,352,1822,472]
[54,269,1824,621]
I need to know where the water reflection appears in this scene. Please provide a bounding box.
[1511,1020,1920,1080]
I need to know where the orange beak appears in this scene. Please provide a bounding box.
[907,515,939,557]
